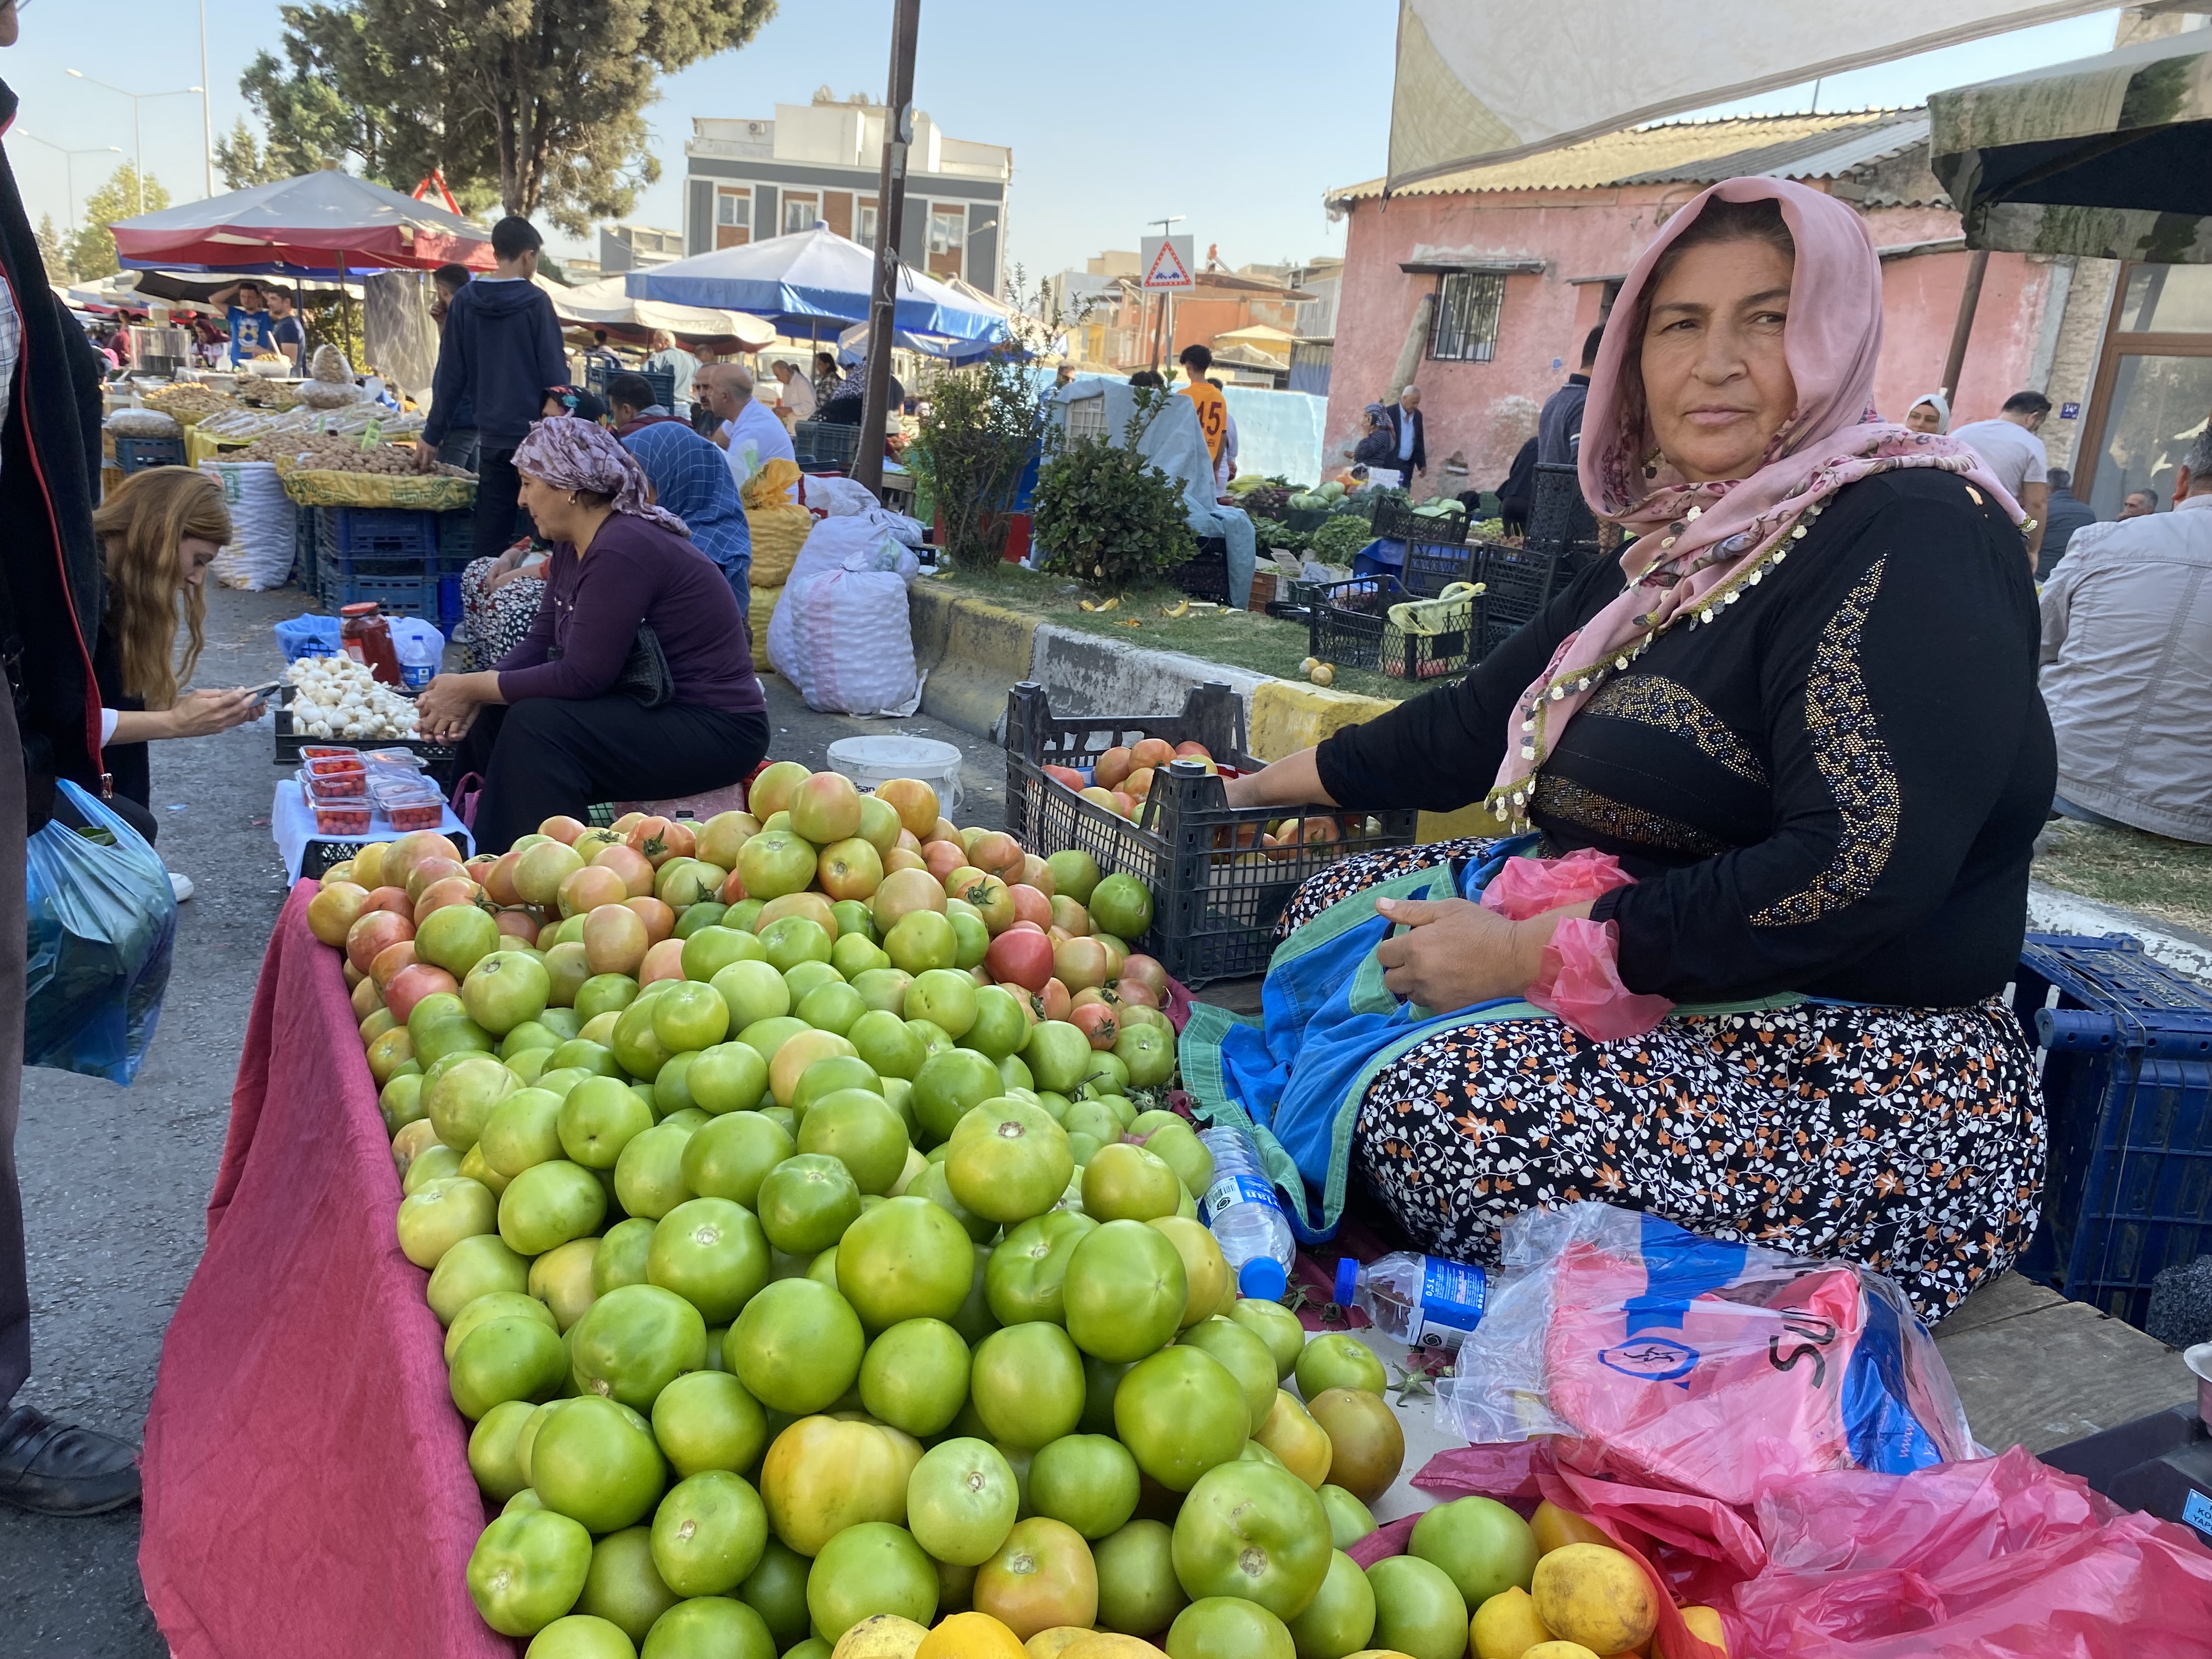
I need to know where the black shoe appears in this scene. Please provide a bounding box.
[0,1406,142,1516]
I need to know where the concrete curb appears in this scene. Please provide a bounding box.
[909,583,1039,741]
[1029,623,1271,728]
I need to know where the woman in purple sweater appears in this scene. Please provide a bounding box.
[417,418,769,852]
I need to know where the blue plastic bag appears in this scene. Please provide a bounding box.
[274,614,342,662]
[25,781,178,1084]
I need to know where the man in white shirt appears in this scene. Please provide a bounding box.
[771,360,816,425]
[2039,428,2212,843]
[1951,391,2052,571]
[701,362,796,498]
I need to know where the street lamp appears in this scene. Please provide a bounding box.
[65,71,205,214]
[15,133,124,235]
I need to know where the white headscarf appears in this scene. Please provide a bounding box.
[1906,391,1951,433]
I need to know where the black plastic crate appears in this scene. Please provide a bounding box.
[1003,681,1420,984]
[584,359,676,409]
[1306,576,1482,682]
[437,510,475,572]
[1527,461,1600,557]
[794,420,864,471]
[1475,541,1565,652]
[270,686,456,779]
[114,436,186,475]
[2012,933,2212,1329]
[293,504,318,593]
[1172,538,1232,605]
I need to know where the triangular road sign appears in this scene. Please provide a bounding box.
[1143,236,1194,291]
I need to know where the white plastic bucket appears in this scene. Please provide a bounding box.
[826,733,965,819]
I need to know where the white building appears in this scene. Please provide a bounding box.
[681,93,1011,297]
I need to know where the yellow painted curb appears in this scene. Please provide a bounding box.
[908,583,1041,738]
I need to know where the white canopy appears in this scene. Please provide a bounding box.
[538,274,775,348]
[1386,0,2113,190]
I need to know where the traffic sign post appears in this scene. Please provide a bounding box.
[1139,234,1194,368]
[1139,234,1194,291]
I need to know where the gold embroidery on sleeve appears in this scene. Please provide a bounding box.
[1584,674,1768,785]
[1750,559,1899,926]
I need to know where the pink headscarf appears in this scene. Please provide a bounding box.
[1486,178,2021,823]
[511,415,688,538]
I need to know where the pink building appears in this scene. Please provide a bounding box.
[1322,111,2066,492]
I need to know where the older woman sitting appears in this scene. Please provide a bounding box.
[1222,179,2051,1324]
[419,418,769,853]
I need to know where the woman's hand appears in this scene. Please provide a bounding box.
[1221,748,1333,813]
[417,672,494,743]
[485,561,535,593]
[1372,896,1593,1011]
[166,687,263,737]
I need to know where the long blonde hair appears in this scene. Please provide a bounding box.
[92,467,231,709]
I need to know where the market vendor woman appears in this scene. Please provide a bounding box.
[416,418,769,852]
[1224,179,2051,1323]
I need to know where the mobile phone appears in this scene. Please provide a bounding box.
[241,681,285,701]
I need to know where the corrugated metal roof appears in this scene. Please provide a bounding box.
[1328,110,1920,202]
[1616,112,1929,185]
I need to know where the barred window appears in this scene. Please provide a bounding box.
[1428,272,1505,363]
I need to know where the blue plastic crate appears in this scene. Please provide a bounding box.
[436,510,475,572]
[316,550,435,620]
[114,436,186,475]
[2014,933,2212,1328]
[319,505,439,562]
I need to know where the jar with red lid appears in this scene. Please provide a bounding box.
[340,602,403,687]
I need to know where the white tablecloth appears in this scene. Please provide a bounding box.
[272,778,472,882]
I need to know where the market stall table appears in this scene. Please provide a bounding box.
[272,776,472,882]
[139,881,512,1659]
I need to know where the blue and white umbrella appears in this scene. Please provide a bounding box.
[625,226,1008,344]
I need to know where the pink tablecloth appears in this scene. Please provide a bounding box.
[139,879,512,1659]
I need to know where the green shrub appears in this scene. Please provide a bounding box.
[1031,393,1196,590]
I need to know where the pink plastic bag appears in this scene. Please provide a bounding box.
[1438,1204,1973,1509]
[1479,845,1634,919]
[1481,848,1674,1039]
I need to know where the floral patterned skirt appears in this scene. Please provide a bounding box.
[1284,841,2047,1325]
[458,560,545,673]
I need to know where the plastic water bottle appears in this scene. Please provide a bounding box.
[1196,1125,1296,1302]
[1334,1253,1488,1352]
[394,626,439,691]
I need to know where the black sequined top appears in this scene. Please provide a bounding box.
[1316,468,2056,1007]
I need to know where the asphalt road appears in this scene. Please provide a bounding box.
[0,578,1005,1655]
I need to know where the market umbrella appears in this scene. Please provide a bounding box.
[1929,25,2212,263]
[624,227,1007,345]
[109,169,496,274]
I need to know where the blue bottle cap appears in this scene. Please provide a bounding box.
[1238,1257,1289,1303]
[1333,1256,1359,1308]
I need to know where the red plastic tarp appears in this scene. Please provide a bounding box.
[110,171,495,273]
[139,880,512,1659]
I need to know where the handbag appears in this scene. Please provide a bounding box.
[546,625,675,709]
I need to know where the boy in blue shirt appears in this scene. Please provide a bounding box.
[208,279,274,364]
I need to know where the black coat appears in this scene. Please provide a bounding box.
[1384,404,1426,473]
[0,81,108,831]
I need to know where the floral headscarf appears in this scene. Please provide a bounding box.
[1484,178,2021,825]
[512,415,687,537]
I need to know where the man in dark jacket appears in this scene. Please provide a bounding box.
[1538,325,1602,466]
[1384,385,1426,479]
[419,217,567,562]
[2039,466,2099,579]
[0,11,149,1517]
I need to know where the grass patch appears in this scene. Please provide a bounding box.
[927,563,1408,703]
[2033,817,2212,937]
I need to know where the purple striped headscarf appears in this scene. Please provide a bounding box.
[511,415,687,537]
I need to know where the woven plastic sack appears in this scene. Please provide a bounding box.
[748,583,784,673]
[1438,1201,1973,1509]
[766,517,919,715]
[744,459,812,586]
[200,460,299,591]
[26,780,178,1084]
[281,470,475,511]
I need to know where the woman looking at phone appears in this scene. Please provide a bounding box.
[92,467,271,897]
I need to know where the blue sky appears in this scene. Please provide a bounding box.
[0,2,2126,281]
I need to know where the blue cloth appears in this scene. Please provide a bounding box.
[424,275,567,451]
[226,305,274,363]
[1200,838,1536,1240]
[623,420,752,607]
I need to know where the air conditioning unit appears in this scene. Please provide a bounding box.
[748,122,765,137]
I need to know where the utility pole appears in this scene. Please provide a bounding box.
[856,0,921,498]
[1144,214,1183,369]
[1940,249,1990,404]
[199,0,215,196]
